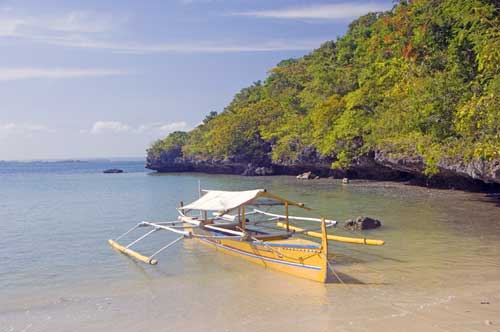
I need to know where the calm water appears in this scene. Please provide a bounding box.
[1,161,500,331]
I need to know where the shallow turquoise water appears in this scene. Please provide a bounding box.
[1,161,500,301]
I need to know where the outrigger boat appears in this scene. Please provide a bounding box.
[109,188,384,282]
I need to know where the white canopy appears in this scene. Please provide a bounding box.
[181,189,265,212]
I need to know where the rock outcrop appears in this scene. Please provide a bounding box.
[146,147,500,191]
[344,217,382,231]
[374,150,500,189]
[103,168,124,174]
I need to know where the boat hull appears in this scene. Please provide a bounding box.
[194,234,328,282]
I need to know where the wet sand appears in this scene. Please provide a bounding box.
[2,241,500,332]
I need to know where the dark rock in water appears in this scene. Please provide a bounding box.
[103,169,124,174]
[344,216,382,230]
[296,171,314,180]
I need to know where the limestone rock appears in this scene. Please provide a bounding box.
[296,171,314,180]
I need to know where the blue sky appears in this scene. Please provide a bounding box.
[0,0,393,160]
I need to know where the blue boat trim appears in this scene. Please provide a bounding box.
[199,238,322,271]
[206,228,319,249]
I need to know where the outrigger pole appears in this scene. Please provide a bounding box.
[108,219,247,265]
[108,220,188,265]
[252,209,384,246]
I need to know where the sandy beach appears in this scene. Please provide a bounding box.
[1,171,499,332]
[2,272,499,332]
[2,239,500,332]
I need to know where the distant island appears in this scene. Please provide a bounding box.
[52,159,88,163]
[0,159,88,163]
[147,0,499,190]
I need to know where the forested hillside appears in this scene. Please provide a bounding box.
[147,0,500,188]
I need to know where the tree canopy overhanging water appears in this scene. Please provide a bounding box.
[149,0,500,183]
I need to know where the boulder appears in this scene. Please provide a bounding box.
[344,216,382,230]
[103,168,124,174]
[296,171,314,180]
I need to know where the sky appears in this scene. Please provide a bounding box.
[0,0,393,160]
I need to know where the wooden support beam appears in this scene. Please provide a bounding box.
[285,202,289,232]
[241,205,245,231]
[258,191,311,210]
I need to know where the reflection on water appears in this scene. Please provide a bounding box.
[1,168,500,329]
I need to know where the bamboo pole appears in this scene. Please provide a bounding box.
[241,205,245,231]
[285,202,290,232]
[259,192,311,210]
[108,239,158,265]
[252,208,337,224]
[276,222,384,246]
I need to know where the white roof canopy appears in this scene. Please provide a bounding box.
[181,189,265,212]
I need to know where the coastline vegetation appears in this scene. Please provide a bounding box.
[149,0,500,175]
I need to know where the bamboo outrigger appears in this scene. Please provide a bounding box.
[109,188,384,282]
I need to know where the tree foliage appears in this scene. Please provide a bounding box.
[151,0,500,174]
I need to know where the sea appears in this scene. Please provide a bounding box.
[1,160,499,331]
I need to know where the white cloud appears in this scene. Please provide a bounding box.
[0,9,319,53]
[0,68,128,81]
[90,121,131,134]
[233,2,392,20]
[87,121,188,135]
[157,121,188,133]
[0,122,54,136]
[25,35,320,53]
[41,11,120,33]
[0,10,122,37]
[179,0,223,4]
[0,18,24,37]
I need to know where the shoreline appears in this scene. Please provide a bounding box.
[146,151,500,194]
[148,170,500,194]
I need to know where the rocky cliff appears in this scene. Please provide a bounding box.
[146,147,499,191]
[146,0,500,192]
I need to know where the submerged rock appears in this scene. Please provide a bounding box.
[103,169,124,174]
[344,216,382,230]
